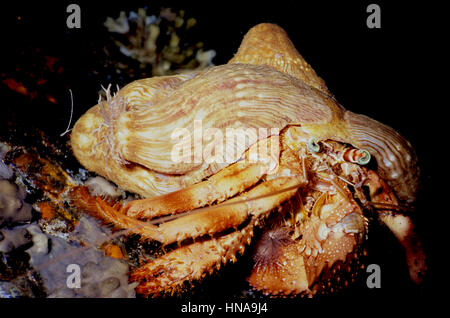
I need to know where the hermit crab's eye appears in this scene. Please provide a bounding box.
[357,149,371,165]
[307,138,321,153]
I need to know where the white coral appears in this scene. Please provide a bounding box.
[104,11,130,34]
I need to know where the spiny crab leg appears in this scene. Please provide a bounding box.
[131,221,256,297]
[155,176,304,245]
[123,160,267,220]
[94,176,304,245]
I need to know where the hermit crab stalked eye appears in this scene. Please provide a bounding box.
[340,148,371,166]
[356,149,371,165]
[307,138,321,153]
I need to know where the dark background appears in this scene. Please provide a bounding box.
[0,0,444,313]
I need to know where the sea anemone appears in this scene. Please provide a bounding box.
[253,226,293,269]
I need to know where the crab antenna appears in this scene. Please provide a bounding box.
[367,201,414,213]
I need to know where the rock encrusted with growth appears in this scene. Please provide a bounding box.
[0,179,33,226]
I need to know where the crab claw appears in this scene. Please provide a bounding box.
[248,229,309,296]
[248,191,366,296]
[248,229,361,296]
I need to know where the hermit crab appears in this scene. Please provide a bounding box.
[70,23,425,296]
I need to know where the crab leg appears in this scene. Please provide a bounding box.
[381,214,426,283]
[90,176,303,245]
[155,176,303,245]
[123,160,267,219]
[364,170,426,283]
[70,186,166,241]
